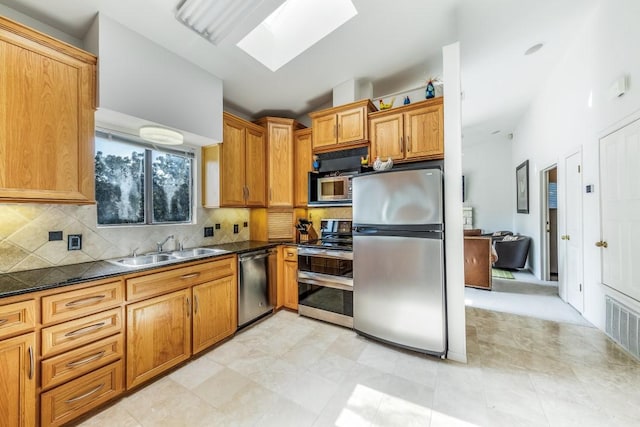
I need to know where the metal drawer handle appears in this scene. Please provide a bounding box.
[0,319,8,326]
[180,273,200,280]
[66,351,106,368]
[28,346,34,380]
[65,295,106,308]
[65,383,105,404]
[64,322,106,338]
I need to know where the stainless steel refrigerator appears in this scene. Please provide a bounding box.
[352,167,446,356]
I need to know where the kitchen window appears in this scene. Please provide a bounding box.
[95,130,194,225]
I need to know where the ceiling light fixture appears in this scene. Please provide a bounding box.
[524,43,544,56]
[175,0,265,45]
[139,126,184,145]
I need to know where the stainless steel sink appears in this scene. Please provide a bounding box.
[106,247,229,268]
[171,248,230,258]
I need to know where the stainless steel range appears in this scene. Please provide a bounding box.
[297,219,353,328]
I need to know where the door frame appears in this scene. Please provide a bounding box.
[540,164,558,282]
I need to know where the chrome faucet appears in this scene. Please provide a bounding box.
[157,235,174,252]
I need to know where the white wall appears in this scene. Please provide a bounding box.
[512,0,640,328]
[462,137,513,233]
[85,14,223,146]
[0,4,81,46]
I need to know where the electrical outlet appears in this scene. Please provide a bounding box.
[233,224,239,234]
[204,226,214,237]
[243,222,248,227]
[67,234,82,250]
[215,223,221,229]
[49,231,63,241]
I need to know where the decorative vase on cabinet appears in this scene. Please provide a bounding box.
[425,81,435,99]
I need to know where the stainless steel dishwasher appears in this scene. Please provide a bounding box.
[238,249,274,328]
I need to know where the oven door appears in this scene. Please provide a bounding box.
[297,248,353,328]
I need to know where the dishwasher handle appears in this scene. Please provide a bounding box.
[239,250,272,263]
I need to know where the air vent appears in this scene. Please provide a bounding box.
[605,296,640,360]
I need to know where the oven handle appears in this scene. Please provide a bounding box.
[297,248,353,260]
[297,272,353,291]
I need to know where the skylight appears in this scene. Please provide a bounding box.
[237,0,358,72]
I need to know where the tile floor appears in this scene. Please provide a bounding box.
[79,309,640,427]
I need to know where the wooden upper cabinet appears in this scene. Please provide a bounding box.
[309,99,377,152]
[294,129,313,207]
[219,112,266,207]
[369,98,444,163]
[255,117,304,208]
[0,16,96,204]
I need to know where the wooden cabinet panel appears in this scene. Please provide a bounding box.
[0,299,35,339]
[0,333,36,427]
[294,129,312,207]
[41,334,124,391]
[192,276,237,354]
[370,113,405,162]
[126,289,191,389]
[245,127,267,206]
[40,361,123,427]
[41,280,123,325]
[367,98,444,163]
[309,100,376,151]
[126,256,235,302]
[312,114,337,149]
[267,122,295,207]
[220,117,246,206]
[0,16,96,204]
[404,103,444,159]
[41,308,122,358]
[337,106,367,144]
[283,247,298,310]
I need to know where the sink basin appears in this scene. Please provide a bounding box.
[171,248,230,258]
[107,253,179,268]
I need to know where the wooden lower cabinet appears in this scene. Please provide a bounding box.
[283,247,298,310]
[126,289,191,389]
[40,361,123,427]
[0,332,36,427]
[192,276,237,354]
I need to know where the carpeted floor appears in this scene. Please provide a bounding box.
[465,270,592,326]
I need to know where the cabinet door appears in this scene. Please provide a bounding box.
[369,113,405,162]
[294,130,313,207]
[337,107,366,144]
[245,127,267,206]
[268,122,294,207]
[126,289,191,389]
[0,333,36,427]
[283,258,298,310]
[312,114,337,149]
[192,276,237,354]
[0,31,95,204]
[404,103,444,160]
[220,118,246,206]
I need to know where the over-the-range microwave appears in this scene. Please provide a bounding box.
[308,173,354,206]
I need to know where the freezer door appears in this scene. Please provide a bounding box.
[352,168,442,225]
[353,234,446,354]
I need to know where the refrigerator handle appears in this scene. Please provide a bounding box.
[353,226,378,234]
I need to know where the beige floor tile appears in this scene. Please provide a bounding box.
[77,403,141,427]
[371,394,432,427]
[191,367,253,409]
[258,396,319,427]
[169,356,225,390]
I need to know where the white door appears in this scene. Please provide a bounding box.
[600,118,640,301]
[563,151,583,312]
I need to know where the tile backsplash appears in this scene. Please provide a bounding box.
[0,204,249,273]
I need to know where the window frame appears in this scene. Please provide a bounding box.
[95,129,195,227]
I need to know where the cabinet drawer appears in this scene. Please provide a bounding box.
[41,334,124,390]
[41,308,122,358]
[284,246,297,259]
[40,361,123,427]
[126,256,237,301]
[0,299,36,339]
[42,280,124,325]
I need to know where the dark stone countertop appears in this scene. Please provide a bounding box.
[0,241,280,299]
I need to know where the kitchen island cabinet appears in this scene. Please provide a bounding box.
[369,98,444,162]
[0,16,96,204]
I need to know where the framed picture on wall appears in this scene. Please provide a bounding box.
[516,160,529,214]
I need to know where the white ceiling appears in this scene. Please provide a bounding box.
[0,0,599,145]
